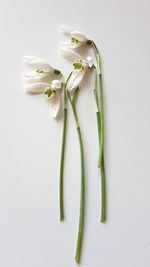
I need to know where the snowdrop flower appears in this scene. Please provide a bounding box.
[60,25,91,49]
[24,56,61,93]
[44,79,62,118]
[60,48,94,92]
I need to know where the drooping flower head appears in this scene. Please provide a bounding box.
[60,48,94,92]
[44,79,62,118]
[24,56,61,92]
[59,25,92,49]
[24,56,62,118]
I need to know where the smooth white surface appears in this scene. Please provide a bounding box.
[0,0,150,266]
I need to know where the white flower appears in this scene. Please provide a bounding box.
[24,56,62,118]
[24,56,61,93]
[59,25,89,49]
[60,48,94,92]
[44,80,62,118]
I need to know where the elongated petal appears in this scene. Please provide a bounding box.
[67,69,85,92]
[29,59,54,72]
[24,71,36,78]
[51,91,60,118]
[25,82,49,93]
[71,31,87,42]
[24,56,39,63]
[24,75,50,84]
[61,41,83,49]
[60,47,82,62]
[59,25,73,36]
[24,71,51,79]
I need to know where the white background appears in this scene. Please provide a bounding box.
[0,0,150,266]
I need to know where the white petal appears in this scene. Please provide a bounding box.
[25,83,49,93]
[59,47,82,62]
[61,41,83,49]
[51,91,60,118]
[24,56,39,63]
[51,80,62,89]
[71,31,87,42]
[86,56,93,68]
[67,69,85,92]
[24,75,49,84]
[59,25,73,36]
[29,59,54,72]
[24,71,35,78]
[24,71,51,79]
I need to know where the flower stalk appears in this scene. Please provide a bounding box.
[59,86,67,221]
[92,44,106,222]
[92,41,104,168]
[100,154,106,222]
[95,99,106,222]
[67,90,84,264]
[59,73,72,221]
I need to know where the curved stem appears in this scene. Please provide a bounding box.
[93,68,101,166]
[98,73,104,167]
[92,41,104,168]
[68,92,85,264]
[59,73,72,221]
[75,127,84,263]
[92,42,106,222]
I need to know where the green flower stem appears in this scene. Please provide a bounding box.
[59,89,67,221]
[93,68,100,164]
[68,91,84,264]
[92,41,104,168]
[96,109,106,222]
[100,153,106,222]
[59,73,72,221]
[92,42,106,222]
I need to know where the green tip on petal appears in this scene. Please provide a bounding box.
[44,86,55,99]
[54,69,61,75]
[36,69,44,74]
[73,62,84,70]
[71,37,79,44]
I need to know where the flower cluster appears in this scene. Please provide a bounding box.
[24,26,106,264]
